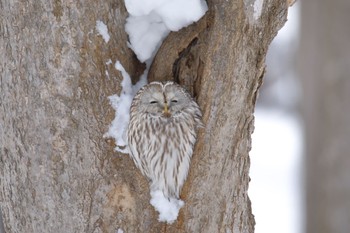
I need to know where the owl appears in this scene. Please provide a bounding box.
[127,81,203,199]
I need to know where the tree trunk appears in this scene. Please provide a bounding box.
[0,0,288,232]
[299,0,350,232]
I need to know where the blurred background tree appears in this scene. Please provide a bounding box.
[299,0,350,232]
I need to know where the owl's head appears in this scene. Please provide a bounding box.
[133,81,193,118]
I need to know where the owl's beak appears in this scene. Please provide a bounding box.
[163,103,171,117]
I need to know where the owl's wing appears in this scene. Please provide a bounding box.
[127,125,152,180]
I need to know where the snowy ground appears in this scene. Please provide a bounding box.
[249,109,303,233]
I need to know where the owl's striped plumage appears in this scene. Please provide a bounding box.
[127,81,203,199]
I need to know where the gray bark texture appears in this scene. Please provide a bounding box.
[0,212,4,233]
[0,0,288,232]
[299,0,350,232]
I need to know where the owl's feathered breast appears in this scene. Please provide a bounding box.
[128,108,198,198]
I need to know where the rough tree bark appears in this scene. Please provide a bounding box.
[0,0,288,232]
[299,0,350,232]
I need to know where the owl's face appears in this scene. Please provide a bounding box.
[136,82,191,118]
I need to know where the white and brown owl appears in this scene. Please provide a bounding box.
[127,81,203,200]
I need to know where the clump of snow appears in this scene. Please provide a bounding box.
[96,20,110,43]
[253,0,264,20]
[150,190,184,224]
[103,61,147,153]
[124,0,208,62]
[116,228,124,233]
[125,13,169,63]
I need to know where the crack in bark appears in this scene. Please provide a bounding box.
[172,37,199,84]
